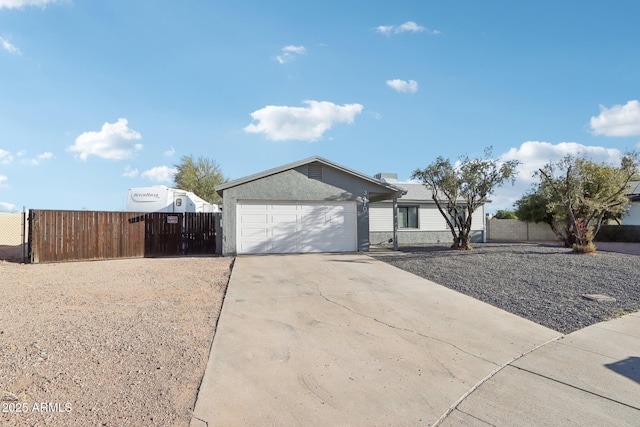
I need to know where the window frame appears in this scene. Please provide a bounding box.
[398,205,419,229]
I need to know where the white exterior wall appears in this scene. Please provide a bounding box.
[370,203,485,232]
[471,204,485,231]
[369,204,393,232]
[623,203,640,225]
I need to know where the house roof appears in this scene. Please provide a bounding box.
[215,156,405,196]
[393,183,435,202]
[375,183,494,205]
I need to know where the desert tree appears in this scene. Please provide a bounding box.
[515,189,571,245]
[173,155,226,205]
[412,147,519,250]
[516,152,639,251]
[493,209,518,219]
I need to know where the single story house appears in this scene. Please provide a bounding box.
[369,173,487,245]
[215,156,405,255]
[622,181,640,225]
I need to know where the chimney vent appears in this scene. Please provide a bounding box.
[374,173,398,183]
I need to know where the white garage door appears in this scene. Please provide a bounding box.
[237,201,357,254]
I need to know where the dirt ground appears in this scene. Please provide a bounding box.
[0,256,233,426]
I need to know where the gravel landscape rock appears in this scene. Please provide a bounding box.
[0,256,232,427]
[372,242,640,334]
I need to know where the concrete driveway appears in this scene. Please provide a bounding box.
[191,254,566,425]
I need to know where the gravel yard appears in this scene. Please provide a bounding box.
[372,242,640,334]
[0,256,232,427]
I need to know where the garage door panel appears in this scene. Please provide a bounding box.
[271,203,300,211]
[239,240,271,253]
[271,239,301,253]
[301,204,326,213]
[272,214,299,224]
[272,227,299,238]
[240,228,269,238]
[327,215,346,226]
[239,204,270,212]
[237,201,357,254]
[240,215,269,225]
[327,204,350,214]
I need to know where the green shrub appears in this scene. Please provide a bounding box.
[572,242,597,253]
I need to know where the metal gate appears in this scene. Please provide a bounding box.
[143,213,183,257]
[143,212,217,257]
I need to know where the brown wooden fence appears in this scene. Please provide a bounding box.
[29,210,218,263]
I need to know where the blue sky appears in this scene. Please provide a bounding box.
[1,0,639,213]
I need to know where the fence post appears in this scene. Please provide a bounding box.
[21,206,26,263]
[28,209,34,263]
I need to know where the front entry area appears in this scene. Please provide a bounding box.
[236,200,357,254]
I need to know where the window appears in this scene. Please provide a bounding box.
[398,206,418,228]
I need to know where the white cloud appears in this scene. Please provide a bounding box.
[0,201,17,212]
[590,100,640,137]
[141,166,176,183]
[164,147,175,157]
[0,37,21,55]
[375,21,439,36]
[0,175,7,186]
[25,151,53,165]
[122,165,139,178]
[276,45,306,64]
[0,149,13,164]
[501,141,622,183]
[244,100,364,142]
[375,25,395,36]
[398,21,425,33]
[0,0,58,9]
[488,141,624,213]
[283,45,305,54]
[386,79,418,93]
[68,118,143,161]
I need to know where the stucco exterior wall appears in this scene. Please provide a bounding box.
[371,230,484,245]
[220,163,396,255]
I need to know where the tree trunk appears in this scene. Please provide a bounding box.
[451,231,472,250]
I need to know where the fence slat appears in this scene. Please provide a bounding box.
[29,210,219,263]
[30,210,143,263]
